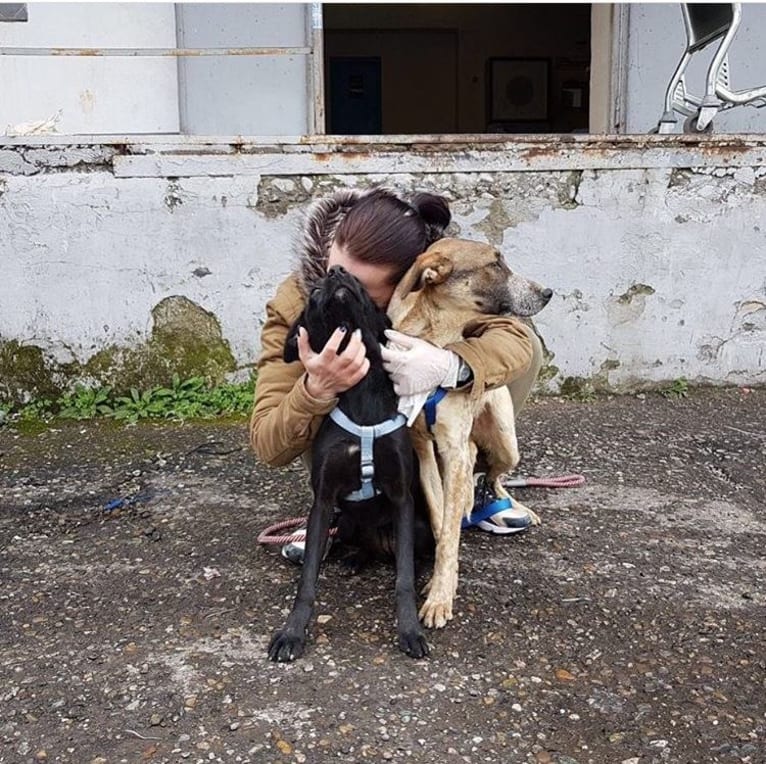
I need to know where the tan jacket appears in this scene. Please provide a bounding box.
[249,273,533,467]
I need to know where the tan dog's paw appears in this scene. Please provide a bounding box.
[419,596,453,629]
[513,499,541,526]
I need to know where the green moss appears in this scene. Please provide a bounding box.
[532,328,559,391]
[0,341,63,407]
[0,297,238,407]
[559,375,597,401]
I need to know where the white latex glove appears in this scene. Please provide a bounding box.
[381,329,461,396]
[396,390,431,428]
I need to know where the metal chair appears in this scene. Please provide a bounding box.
[653,3,766,133]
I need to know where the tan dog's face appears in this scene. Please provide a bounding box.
[414,238,552,317]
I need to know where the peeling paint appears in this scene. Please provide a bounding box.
[617,284,656,305]
[474,199,512,248]
[255,176,312,218]
[164,181,184,212]
[668,168,693,188]
[559,171,582,209]
[605,284,657,327]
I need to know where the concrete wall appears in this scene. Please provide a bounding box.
[0,2,180,134]
[1,135,765,404]
[626,3,766,134]
[0,2,312,137]
[176,3,311,135]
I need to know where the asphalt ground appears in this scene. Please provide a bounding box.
[1,387,765,764]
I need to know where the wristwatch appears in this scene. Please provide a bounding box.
[455,358,474,388]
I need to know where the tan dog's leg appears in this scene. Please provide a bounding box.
[419,423,474,629]
[412,436,444,541]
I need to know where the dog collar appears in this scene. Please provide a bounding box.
[328,407,407,501]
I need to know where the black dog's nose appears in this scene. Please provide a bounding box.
[541,288,553,301]
[328,265,347,276]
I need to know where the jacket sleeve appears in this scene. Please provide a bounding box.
[249,279,339,467]
[444,316,533,400]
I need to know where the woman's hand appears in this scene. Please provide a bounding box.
[298,326,370,400]
[381,329,461,396]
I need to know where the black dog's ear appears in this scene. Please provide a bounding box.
[283,320,302,363]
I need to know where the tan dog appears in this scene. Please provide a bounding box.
[387,238,552,629]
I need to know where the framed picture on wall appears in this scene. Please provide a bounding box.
[488,58,549,122]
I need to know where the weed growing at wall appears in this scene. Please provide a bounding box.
[0,375,256,427]
[661,377,690,399]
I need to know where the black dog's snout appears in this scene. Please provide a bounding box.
[328,265,348,277]
[541,288,553,301]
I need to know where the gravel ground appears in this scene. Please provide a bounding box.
[1,388,765,764]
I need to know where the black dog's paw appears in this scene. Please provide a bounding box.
[268,630,306,663]
[397,628,430,659]
[338,550,369,577]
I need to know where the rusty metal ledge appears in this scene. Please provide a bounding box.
[4,133,766,175]
[3,133,766,151]
[111,138,766,177]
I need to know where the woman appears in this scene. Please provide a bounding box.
[250,187,542,560]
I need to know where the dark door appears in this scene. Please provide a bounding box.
[329,57,382,134]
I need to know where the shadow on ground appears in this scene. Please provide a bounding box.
[1,389,765,764]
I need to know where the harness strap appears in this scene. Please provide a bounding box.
[424,386,448,430]
[329,408,407,501]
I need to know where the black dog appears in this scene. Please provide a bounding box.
[267,266,430,662]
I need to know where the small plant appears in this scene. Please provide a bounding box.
[58,385,114,419]
[559,376,597,403]
[203,379,256,416]
[149,374,210,420]
[1,375,256,427]
[112,387,173,423]
[17,399,55,421]
[661,377,689,399]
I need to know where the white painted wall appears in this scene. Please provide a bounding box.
[1,171,285,367]
[176,3,311,135]
[0,2,180,134]
[626,3,766,134]
[2,140,765,391]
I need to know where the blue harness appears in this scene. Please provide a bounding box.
[329,407,407,502]
[423,387,447,430]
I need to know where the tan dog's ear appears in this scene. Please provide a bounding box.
[388,249,453,318]
[419,251,453,286]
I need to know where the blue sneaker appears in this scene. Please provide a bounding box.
[461,473,532,535]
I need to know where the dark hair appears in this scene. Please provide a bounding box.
[333,189,451,285]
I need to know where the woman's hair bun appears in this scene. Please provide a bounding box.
[411,192,451,246]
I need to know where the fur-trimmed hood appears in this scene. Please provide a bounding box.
[294,188,368,297]
[294,187,451,298]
